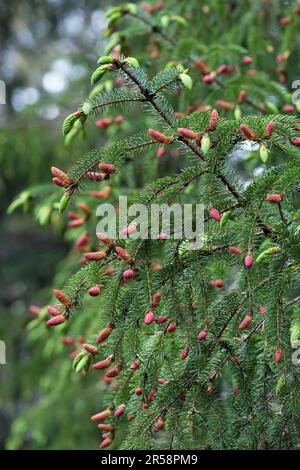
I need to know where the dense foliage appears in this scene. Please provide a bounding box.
[6,0,300,450]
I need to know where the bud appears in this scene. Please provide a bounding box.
[159,232,168,240]
[144,311,155,325]
[115,246,132,263]
[151,291,161,307]
[96,325,113,344]
[265,193,284,204]
[194,58,210,75]
[255,246,280,263]
[217,100,233,110]
[95,118,114,128]
[228,245,242,255]
[209,207,221,222]
[201,133,210,154]
[177,127,199,140]
[156,315,169,324]
[114,115,124,124]
[208,109,219,131]
[158,378,169,384]
[124,57,139,68]
[97,424,114,432]
[29,304,41,316]
[127,414,135,421]
[99,437,112,449]
[97,55,116,65]
[275,348,283,364]
[46,314,66,326]
[179,73,193,90]
[96,232,113,247]
[233,385,238,396]
[123,269,136,280]
[121,224,137,236]
[86,171,106,181]
[48,305,61,316]
[202,73,215,84]
[153,417,165,432]
[105,266,115,276]
[91,65,109,85]
[92,356,113,370]
[52,177,66,188]
[82,343,98,355]
[156,146,165,158]
[258,305,266,316]
[265,121,275,138]
[291,137,300,146]
[259,143,269,163]
[238,90,247,103]
[283,104,295,114]
[130,360,139,371]
[84,250,107,261]
[88,285,102,297]
[98,162,116,174]
[244,255,253,268]
[59,192,71,214]
[210,279,224,288]
[75,233,89,250]
[216,64,230,74]
[147,387,158,402]
[239,314,252,330]
[240,124,257,140]
[180,345,189,360]
[51,167,72,185]
[148,128,172,144]
[243,56,253,64]
[114,404,125,418]
[135,387,143,396]
[197,330,207,341]
[67,217,85,228]
[166,321,177,333]
[105,364,123,378]
[53,289,71,309]
[207,385,213,394]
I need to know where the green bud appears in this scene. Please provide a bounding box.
[179,73,192,90]
[106,6,122,18]
[125,3,137,14]
[296,101,300,113]
[234,106,242,120]
[259,143,269,163]
[171,15,187,27]
[201,133,210,155]
[72,350,87,370]
[220,210,234,228]
[107,12,122,28]
[75,354,91,373]
[62,112,79,136]
[265,101,279,113]
[161,15,170,27]
[82,101,93,116]
[124,57,139,68]
[104,37,120,55]
[91,65,109,85]
[290,323,300,343]
[7,191,31,214]
[36,205,52,226]
[255,246,280,263]
[59,193,71,214]
[275,375,285,395]
[97,55,116,65]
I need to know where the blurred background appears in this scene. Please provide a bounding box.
[0,0,115,449]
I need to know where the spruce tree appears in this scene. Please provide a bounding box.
[9,1,300,450]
